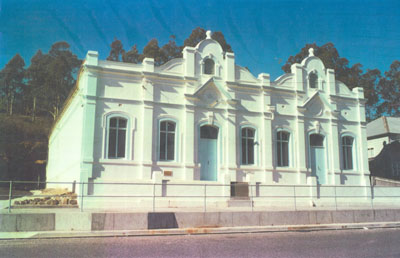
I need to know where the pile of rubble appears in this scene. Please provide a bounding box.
[13,189,78,207]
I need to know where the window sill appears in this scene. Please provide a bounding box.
[239,165,262,171]
[99,159,140,165]
[156,161,181,167]
[275,167,298,173]
[341,169,356,173]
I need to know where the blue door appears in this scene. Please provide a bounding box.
[199,125,218,181]
[310,134,326,184]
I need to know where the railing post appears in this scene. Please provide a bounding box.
[293,186,297,211]
[152,183,156,212]
[334,186,338,211]
[250,184,253,212]
[8,181,12,213]
[370,185,374,210]
[204,184,207,213]
[72,180,76,194]
[80,182,84,212]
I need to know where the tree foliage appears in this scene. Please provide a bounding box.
[24,42,81,120]
[0,114,50,183]
[122,44,140,64]
[159,35,182,65]
[44,42,81,119]
[210,31,233,53]
[25,50,50,121]
[107,27,233,67]
[107,38,125,62]
[183,27,207,48]
[183,27,233,53]
[361,69,382,120]
[0,42,80,185]
[377,61,400,117]
[142,39,162,65]
[0,54,25,116]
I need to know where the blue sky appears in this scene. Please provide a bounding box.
[1,0,399,80]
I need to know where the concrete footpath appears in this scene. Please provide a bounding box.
[2,208,400,239]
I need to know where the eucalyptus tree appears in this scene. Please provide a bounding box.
[0,54,25,116]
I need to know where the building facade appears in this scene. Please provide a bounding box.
[367,116,400,159]
[47,31,370,208]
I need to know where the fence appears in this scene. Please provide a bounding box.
[1,180,400,213]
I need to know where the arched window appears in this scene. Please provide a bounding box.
[107,117,127,158]
[159,120,176,161]
[241,127,255,165]
[309,72,318,89]
[204,59,215,75]
[342,136,354,170]
[277,131,290,167]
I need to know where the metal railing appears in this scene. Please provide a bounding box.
[1,180,400,213]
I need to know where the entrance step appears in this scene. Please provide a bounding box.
[227,199,253,207]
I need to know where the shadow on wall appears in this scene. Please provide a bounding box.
[340,173,348,185]
[273,171,282,183]
[148,212,178,229]
[88,164,105,195]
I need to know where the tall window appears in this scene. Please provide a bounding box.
[159,121,176,161]
[241,127,255,165]
[310,134,324,147]
[204,59,215,75]
[342,136,354,170]
[277,131,290,167]
[309,72,318,89]
[108,117,127,158]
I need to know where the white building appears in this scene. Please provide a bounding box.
[47,31,370,209]
[367,116,400,159]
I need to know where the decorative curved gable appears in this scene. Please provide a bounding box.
[235,65,258,83]
[273,73,294,87]
[155,58,184,74]
[301,48,327,82]
[335,80,353,96]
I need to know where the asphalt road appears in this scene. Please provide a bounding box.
[1,228,400,258]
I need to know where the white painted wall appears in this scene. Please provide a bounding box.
[47,31,371,208]
[46,87,84,189]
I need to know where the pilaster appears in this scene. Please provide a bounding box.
[258,73,270,87]
[291,63,304,91]
[296,115,307,176]
[141,101,154,179]
[183,47,195,77]
[263,106,274,184]
[225,52,235,82]
[80,57,99,182]
[329,118,340,184]
[227,110,237,169]
[143,58,154,73]
[358,123,370,186]
[326,68,336,95]
[355,88,369,186]
[184,105,195,180]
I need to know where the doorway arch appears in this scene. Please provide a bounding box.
[309,133,326,184]
[199,125,219,181]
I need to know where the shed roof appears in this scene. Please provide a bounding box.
[367,116,400,138]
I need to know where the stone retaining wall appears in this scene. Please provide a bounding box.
[2,209,400,232]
